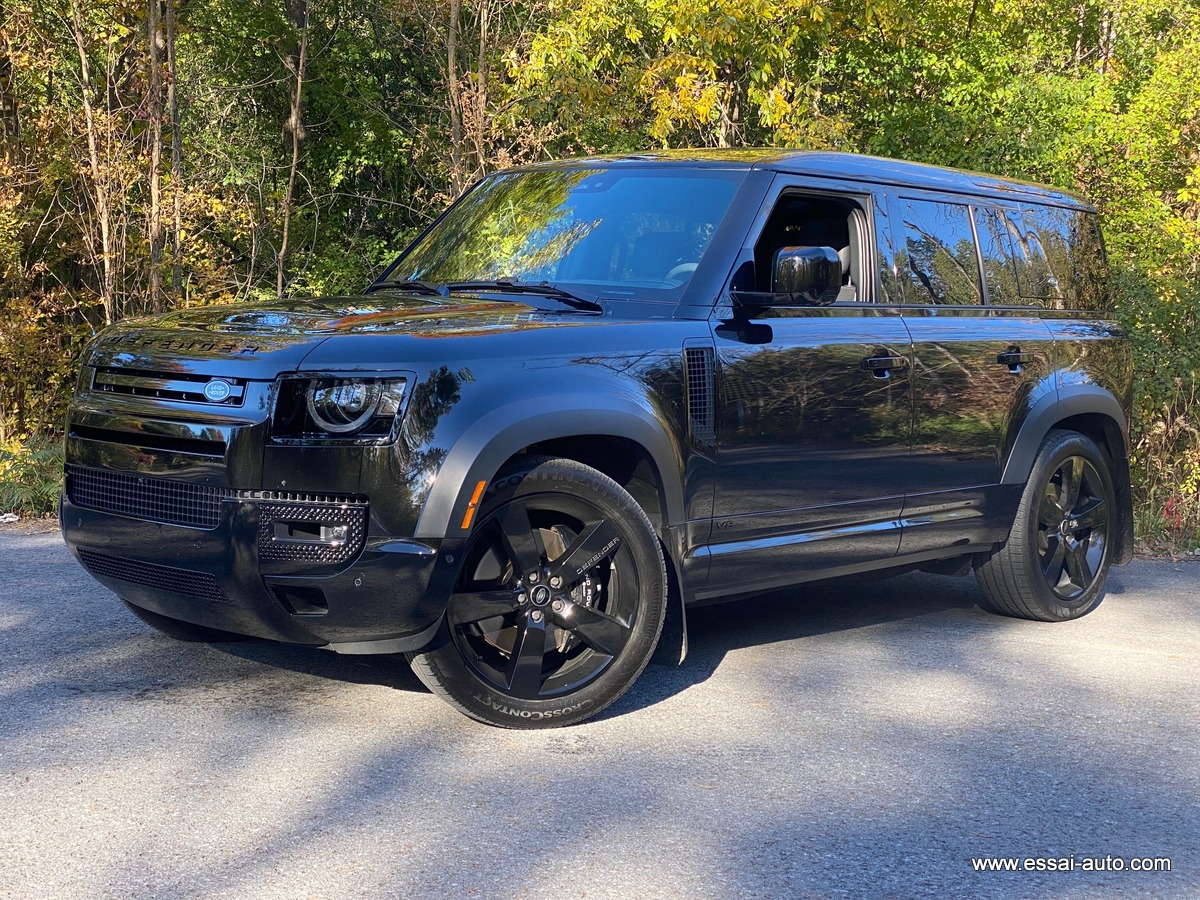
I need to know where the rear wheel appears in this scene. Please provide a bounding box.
[975,429,1116,621]
[121,599,248,642]
[408,457,667,728]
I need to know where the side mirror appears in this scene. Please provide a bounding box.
[771,246,842,306]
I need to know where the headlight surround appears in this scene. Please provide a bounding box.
[272,375,409,443]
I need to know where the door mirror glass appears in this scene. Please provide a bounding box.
[731,245,844,309]
[769,245,842,306]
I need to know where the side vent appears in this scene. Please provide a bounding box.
[684,345,716,446]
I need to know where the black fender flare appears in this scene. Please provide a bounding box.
[413,393,686,540]
[1000,384,1130,486]
[1000,383,1133,564]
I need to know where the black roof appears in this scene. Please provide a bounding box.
[526,148,1090,210]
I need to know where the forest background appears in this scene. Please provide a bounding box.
[1,0,1198,549]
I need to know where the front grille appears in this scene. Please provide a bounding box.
[77,549,226,603]
[67,466,370,564]
[67,465,233,529]
[91,367,247,406]
[71,424,225,457]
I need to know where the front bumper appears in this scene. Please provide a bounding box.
[61,471,452,652]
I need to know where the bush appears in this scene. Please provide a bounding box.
[0,437,64,517]
[1130,377,1200,553]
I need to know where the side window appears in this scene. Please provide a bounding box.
[973,207,1022,306]
[1073,213,1110,311]
[750,193,867,301]
[1005,206,1109,309]
[1005,206,1065,302]
[895,198,981,305]
[873,193,906,305]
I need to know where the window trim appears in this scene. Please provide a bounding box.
[721,176,878,308]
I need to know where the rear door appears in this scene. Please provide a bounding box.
[886,194,1056,555]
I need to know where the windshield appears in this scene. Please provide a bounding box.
[390,167,746,301]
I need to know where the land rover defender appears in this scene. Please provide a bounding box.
[62,151,1134,727]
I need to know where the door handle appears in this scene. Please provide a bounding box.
[996,349,1034,373]
[861,353,908,379]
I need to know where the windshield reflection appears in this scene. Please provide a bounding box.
[391,167,746,300]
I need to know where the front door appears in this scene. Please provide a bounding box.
[698,188,913,599]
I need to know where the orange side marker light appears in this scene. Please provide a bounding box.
[460,480,488,530]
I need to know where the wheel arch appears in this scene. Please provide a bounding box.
[412,397,690,665]
[1001,384,1134,565]
[413,396,686,541]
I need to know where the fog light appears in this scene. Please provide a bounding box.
[274,520,350,544]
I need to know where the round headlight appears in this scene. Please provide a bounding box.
[306,379,384,434]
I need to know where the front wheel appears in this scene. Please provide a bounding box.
[975,429,1116,621]
[408,457,667,728]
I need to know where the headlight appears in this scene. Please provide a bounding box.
[272,376,409,443]
[307,380,386,433]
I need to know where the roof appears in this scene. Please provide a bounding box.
[523,148,1090,210]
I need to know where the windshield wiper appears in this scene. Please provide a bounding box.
[443,280,602,312]
[366,279,450,297]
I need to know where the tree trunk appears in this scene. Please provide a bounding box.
[147,0,164,309]
[473,0,489,174]
[69,0,117,325]
[166,0,183,295]
[0,26,18,139]
[1074,3,1087,68]
[277,0,310,299]
[446,0,464,195]
[1098,7,1116,76]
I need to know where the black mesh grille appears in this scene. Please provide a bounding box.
[257,500,369,564]
[77,549,226,603]
[684,346,716,445]
[67,466,232,529]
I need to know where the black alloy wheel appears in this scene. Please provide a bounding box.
[975,429,1116,621]
[1036,455,1110,601]
[408,457,666,728]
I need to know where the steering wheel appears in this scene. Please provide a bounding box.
[665,262,698,281]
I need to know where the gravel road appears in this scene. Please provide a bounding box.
[0,529,1196,899]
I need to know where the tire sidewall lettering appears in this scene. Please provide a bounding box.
[469,690,594,721]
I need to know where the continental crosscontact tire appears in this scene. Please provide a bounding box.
[974,429,1116,621]
[407,457,667,728]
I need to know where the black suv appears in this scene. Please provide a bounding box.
[62,150,1133,727]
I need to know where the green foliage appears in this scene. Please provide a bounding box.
[0,437,64,517]
[1,0,1199,545]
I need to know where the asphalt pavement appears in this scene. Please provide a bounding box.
[0,529,1196,899]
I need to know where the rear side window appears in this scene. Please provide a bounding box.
[1073,213,1111,310]
[1006,205,1109,310]
[973,207,1021,306]
[1005,207,1061,301]
[895,198,982,305]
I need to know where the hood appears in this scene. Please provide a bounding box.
[84,293,568,377]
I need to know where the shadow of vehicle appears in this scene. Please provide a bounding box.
[209,567,988,720]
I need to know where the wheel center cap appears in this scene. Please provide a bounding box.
[529,584,552,607]
[1061,518,1077,535]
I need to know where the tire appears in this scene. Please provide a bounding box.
[974,429,1116,621]
[122,599,249,642]
[408,457,667,728]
